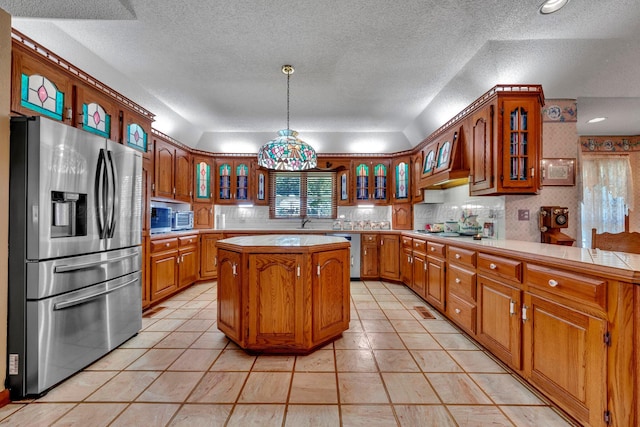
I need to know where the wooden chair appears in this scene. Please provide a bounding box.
[591,228,640,254]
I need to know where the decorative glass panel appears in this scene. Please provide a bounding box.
[395,161,409,200]
[257,171,266,201]
[195,161,211,199]
[355,163,369,200]
[126,123,147,152]
[436,141,451,168]
[373,163,387,200]
[82,102,111,138]
[236,163,249,200]
[20,73,64,120]
[509,107,528,181]
[423,150,435,174]
[341,173,348,201]
[219,163,231,200]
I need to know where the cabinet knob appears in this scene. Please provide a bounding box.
[548,279,559,287]
[489,263,497,270]
[165,243,170,247]
[430,247,435,252]
[455,308,461,314]
[455,253,461,259]
[455,278,461,284]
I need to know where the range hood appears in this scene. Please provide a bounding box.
[418,125,469,190]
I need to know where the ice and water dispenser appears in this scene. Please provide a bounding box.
[51,191,87,238]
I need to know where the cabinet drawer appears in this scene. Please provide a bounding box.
[447,246,476,267]
[412,238,427,254]
[426,242,446,258]
[362,234,377,243]
[448,265,477,302]
[527,264,607,311]
[402,236,413,248]
[447,293,476,334]
[478,253,522,283]
[179,235,198,247]
[150,237,178,253]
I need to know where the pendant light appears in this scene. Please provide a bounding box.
[257,65,317,171]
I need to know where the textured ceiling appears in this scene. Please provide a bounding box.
[3,0,640,153]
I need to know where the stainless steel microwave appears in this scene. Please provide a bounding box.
[150,206,172,233]
[172,211,194,231]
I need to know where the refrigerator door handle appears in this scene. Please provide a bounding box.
[105,150,118,238]
[53,277,138,310]
[53,252,138,273]
[95,149,107,239]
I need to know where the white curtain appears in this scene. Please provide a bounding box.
[580,155,634,248]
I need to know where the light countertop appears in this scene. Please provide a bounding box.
[219,234,350,247]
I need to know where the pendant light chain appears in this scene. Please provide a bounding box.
[286,70,290,130]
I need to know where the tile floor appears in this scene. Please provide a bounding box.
[0,280,579,426]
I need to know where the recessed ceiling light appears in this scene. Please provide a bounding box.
[539,0,570,14]
[587,117,607,124]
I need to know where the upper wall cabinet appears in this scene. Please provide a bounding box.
[354,159,390,205]
[75,85,118,140]
[122,108,152,160]
[193,155,214,203]
[154,136,192,202]
[253,163,269,206]
[391,156,411,204]
[420,126,468,189]
[215,159,252,205]
[411,153,424,203]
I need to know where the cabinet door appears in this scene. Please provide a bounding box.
[141,236,150,309]
[200,234,222,279]
[75,85,119,140]
[470,104,494,193]
[391,157,410,203]
[337,169,351,206]
[174,147,192,202]
[411,153,424,203]
[216,160,252,204]
[476,275,522,369]
[500,98,540,191]
[400,247,413,286]
[379,234,400,281]
[523,293,607,427]
[122,108,152,158]
[426,255,445,312]
[193,155,214,202]
[253,165,269,206]
[154,138,175,199]
[149,250,178,301]
[360,241,379,279]
[412,252,427,298]
[193,202,214,229]
[354,160,389,204]
[217,249,243,343]
[313,249,350,343]
[392,203,412,230]
[141,156,153,234]
[247,253,304,347]
[178,247,199,287]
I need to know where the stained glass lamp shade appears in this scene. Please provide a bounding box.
[258,129,317,171]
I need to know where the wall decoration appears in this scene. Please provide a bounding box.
[542,99,577,122]
[541,158,575,186]
[580,136,640,152]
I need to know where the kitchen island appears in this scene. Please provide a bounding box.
[215,234,350,353]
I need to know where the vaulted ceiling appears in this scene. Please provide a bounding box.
[3,0,640,153]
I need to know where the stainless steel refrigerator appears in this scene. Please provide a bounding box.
[7,116,143,399]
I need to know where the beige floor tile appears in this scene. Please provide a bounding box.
[86,371,161,402]
[141,317,160,329]
[361,319,396,333]
[373,349,420,372]
[447,405,515,427]
[143,318,187,332]
[169,348,221,371]
[376,301,406,310]
[85,348,147,371]
[449,350,507,373]
[500,405,576,427]
[137,371,203,402]
[284,404,340,427]
[336,349,377,372]
[155,331,202,348]
[174,318,216,332]
[37,371,116,402]
[357,308,387,319]
[191,309,217,320]
[369,287,392,295]
[209,349,256,371]
[252,355,296,371]
[289,372,338,403]
[353,301,381,310]
[426,373,492,404]
[411,350,464,373]
[295,349,335,372]
[109,402,180,427]
[394,404,456,427]
[334,332,371,350]
[390,318,427,332]
[398,332,442,350]
[190,331,230,349]
[366,332,406,349]
[347,320,364,332]
[0,403,75,426]
[119,331,169,349]
[470,373,545,405]
[338,373,389,404]
[187,371,248,403]
[227,404,285,427]
[383,308,416,319]
[382,372,440,404]
[340,404,398,426]
[372,293,399,302]
[351,293,376,301]
[419,319,460,333]
[168,404,233,427]
[237,372,291,403]
[163,308,200,319]
[431,333,479,350]
[50,402,126,427]
[0,403,24,421]
[125,348,184,371]
[180,300,211,309]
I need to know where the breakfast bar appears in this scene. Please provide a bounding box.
[215,235,351,353]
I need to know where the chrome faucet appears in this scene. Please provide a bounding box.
[301,216,311,229]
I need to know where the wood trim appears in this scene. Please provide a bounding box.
[0,389,10,408]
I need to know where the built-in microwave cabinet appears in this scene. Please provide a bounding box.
[353,159,390,205]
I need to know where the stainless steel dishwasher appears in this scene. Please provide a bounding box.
[325,233,360,279]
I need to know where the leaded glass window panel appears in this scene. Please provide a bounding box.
[82,102,111,138]
[20,73,64,120]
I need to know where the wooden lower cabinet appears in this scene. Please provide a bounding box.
[200,233,223,280]
[149,243,179,301]
[379,234,400,281]
[312,249,351,343]
[412,252,427,298]
[217,249,243,343]
[148,234,199,305]
[401,246,413,286]
[360,236,379,279]
[425,242,446,312]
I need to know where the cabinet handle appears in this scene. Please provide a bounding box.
[214,256,217,267]
[509,299,516,316]
[317,264,321,276]
[455,278,461,284]
[177,256,180,264]
[489,263,497,270]
[424,263,427,271]
[351,256,354,267]
[380,239,384,245]
[173,187,176,195]
[455,308,461,314]
[531,167,535,178]
[522,305,528,323]
[548,279,558,287]
[364,249,367,256]
[232,263,237,276]
[297,265,301,277]
[455,253,461,259]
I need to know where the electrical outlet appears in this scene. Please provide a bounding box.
[518,209,530,221]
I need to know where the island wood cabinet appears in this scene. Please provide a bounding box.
[216,237,350,353]
[200,233,223,280]
[360,234,379,279]
[154,137,192,202]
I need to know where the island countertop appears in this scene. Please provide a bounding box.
[218,234,349,247]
